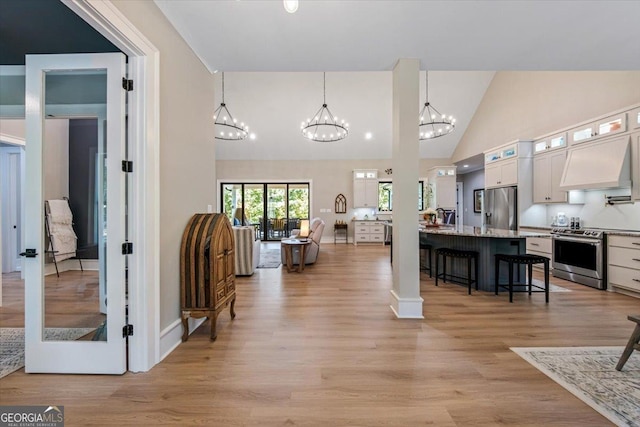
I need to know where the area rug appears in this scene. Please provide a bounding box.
[0,327,95,379]
[257,248,281,269]
[531,279,572,292]
[512,346,640,427]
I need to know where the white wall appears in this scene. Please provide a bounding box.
[216,158,450,240]
[453,71,640,162]
[453,71,640,231]
[458,169,484,227]
[43,119,69,201]
[112,0,217,331]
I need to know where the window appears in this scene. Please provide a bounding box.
[221,182,310,240]
[378,181,424,211]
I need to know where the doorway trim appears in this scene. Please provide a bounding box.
[456,182,464,227]
[63,0,160,372]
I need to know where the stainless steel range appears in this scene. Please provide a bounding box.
[551,228,606,289]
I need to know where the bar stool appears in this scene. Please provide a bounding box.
[494,254,550,303]
[420,243,433,277]
[434,248,479,295]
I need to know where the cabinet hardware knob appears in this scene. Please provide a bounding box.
[531,243,539,246]
[633,242,640,246]
[633,278,640,283]
[633,258,640,262]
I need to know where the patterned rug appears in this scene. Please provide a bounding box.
[0,327,95,379]
[257,248,281,269]
[512,346,640,426]
[532,279,572,292]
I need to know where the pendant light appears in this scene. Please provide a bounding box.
[213,72,250,140]
[301,72,349,142]
[419,71,456,140]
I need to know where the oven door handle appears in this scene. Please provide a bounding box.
[552,236,602,245]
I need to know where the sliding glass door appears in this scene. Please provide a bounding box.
[221,182,310,241]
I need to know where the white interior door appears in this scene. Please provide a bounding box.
[1,148,23,272]
[24,53,127,374]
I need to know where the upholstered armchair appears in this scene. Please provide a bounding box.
[233,226,260,275]
[280,217,325,265]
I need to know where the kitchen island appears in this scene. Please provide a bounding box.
[418,225,550,292]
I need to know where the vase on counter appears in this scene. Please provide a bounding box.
[423,213,437,225]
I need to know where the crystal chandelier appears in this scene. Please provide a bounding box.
[419,71,456,140]
[213,72,250,140]
[301,72,349,142]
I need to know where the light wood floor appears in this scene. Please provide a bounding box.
[1,243,639,426]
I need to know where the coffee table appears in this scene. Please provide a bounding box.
[281,239,312,273]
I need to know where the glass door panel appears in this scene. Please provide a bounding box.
[287,184,309,235]
[266,184,287,240]
[244,184,265,240]
[24,53,126,374]
[222,183,243,224]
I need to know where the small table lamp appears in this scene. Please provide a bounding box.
[299,219,310,241]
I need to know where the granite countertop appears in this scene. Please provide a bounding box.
[606,230,640,237]
[519,225,553,231]
[419,225,549,238]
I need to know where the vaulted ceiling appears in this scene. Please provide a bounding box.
[155,0,640,162]
[1,1,638,164]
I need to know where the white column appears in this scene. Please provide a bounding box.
[390,59,423,319]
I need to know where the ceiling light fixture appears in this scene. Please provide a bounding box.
[301,72,349,142]
[213,72,250,140]
[419,71,456,140]
[283,0,299,13]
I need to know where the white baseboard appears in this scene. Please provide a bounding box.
[44,258,98,276]
[389,289,424,319]
[159,316,206,361]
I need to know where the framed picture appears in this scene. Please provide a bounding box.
[473,189,483,213]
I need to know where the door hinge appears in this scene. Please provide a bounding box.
[122,78,133,91]
[122,160,133,173]
[122,324,134,337]
[122,242,133,255]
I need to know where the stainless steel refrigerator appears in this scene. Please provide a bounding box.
[483,186,517,230]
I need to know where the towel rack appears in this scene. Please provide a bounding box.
[605,195,633,206]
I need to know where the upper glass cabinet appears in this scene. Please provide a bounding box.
[569,113,627,145]
[485,144,518,164]
[631,107,640,130]
[534,132,567,154]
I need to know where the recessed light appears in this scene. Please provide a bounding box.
[283,0,298,13]
[365,132,373,140]
[463,164,469,168]
[249,133,256,140]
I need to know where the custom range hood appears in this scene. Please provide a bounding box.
[560,135,631,190]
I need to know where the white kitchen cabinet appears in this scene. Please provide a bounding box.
[353,221,385,246]
[608,235,640,296]
[633,131,640,201]
[484,140,532,189]
[568,112,627,145]
[427,166,457,209]
[526,236,553,270]
[353,169,378,208]
[485,143,518,164]
[630,107,640,130]
[485,158,517,188]
[533,150,567,203]
[534,132,567,154]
